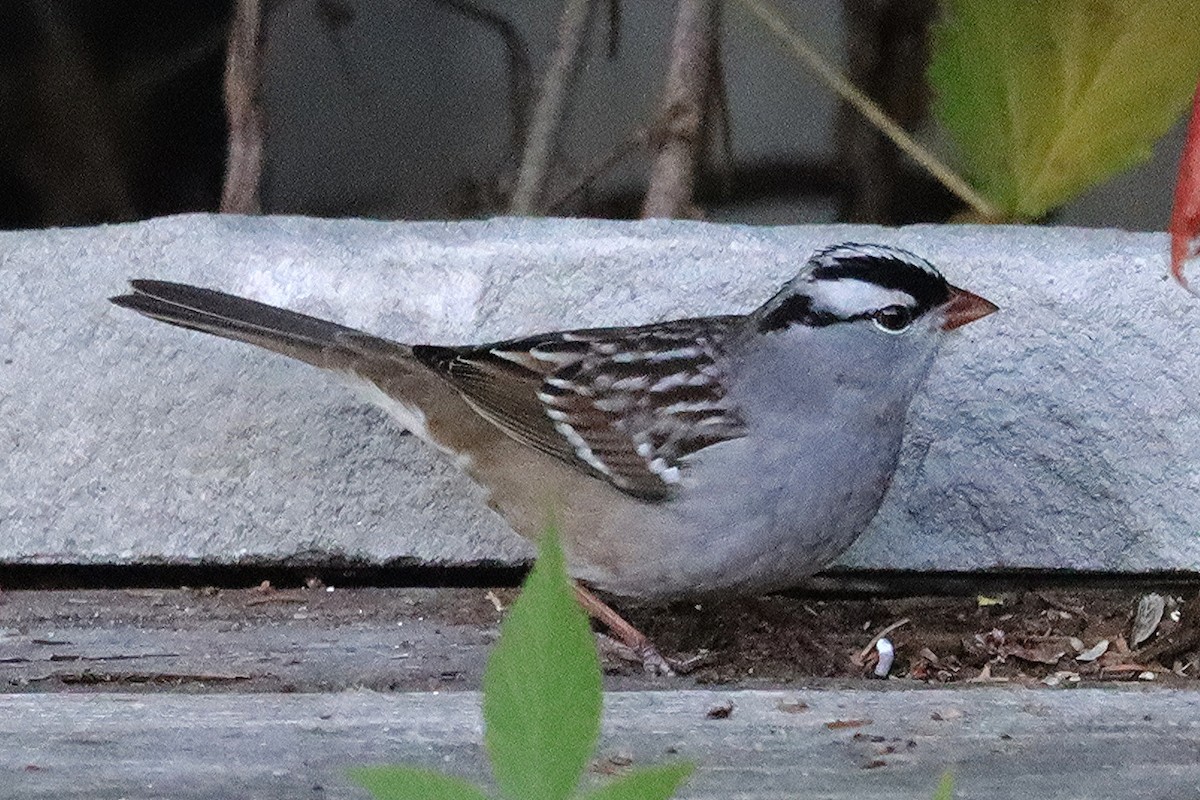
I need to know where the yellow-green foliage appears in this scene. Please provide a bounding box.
[930,0,1200,219]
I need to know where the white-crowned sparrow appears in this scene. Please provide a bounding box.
[111,243,994,664]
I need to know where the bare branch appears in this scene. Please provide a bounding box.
[606,0,622,58]
[835,0,936,223]
[508,0,596,215]
[220,0,266,214]
[546,128,651,213]
[641,0,721,219]
[436,0,534,158]
[704,16,735,197]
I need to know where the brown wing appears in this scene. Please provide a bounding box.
[411,317,748,501]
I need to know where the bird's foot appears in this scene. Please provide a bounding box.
[595,633,707,676]
[575,583,709,676]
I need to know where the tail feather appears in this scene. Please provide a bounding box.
[110,280,388,369]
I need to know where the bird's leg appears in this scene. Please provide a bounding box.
[573,583,677,676]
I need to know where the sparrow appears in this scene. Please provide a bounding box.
[111,242,996,671]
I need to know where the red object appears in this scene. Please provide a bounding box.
[1169,74,1200,293]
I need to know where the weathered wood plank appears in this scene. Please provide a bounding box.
[1,623,495,693]
[4,689,1198,799]
[7,587,1200,694]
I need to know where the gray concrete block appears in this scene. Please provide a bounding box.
[2,214,1196,570]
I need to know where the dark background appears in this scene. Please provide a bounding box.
[1,0,1185,231]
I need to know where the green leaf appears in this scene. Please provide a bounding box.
[932,770,955,800]
[483,526,602,800]
[347,766,490,800]
[930,0,1200,219]
[579,764,696,800]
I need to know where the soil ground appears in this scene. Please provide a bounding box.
[4,579,1200,692]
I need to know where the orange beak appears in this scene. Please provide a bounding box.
[940,286,998,331]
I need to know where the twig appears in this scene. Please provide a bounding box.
[317,0,366,98]
[733,0,1000,220]
[546,128,650,212]
[436,0,534,158]
[116,23,228,97]
[508,0,596,215]
[641,0,721,219]
[834,0,934,223]
[244,593,308,606]
[220,0,266,214]
[704,13,735,197]
[854,618,910,664]
[605,0,622,58]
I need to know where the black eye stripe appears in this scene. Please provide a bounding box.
[757,295,843,333]
[809,255,949,313]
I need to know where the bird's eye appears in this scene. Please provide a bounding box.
[871,305,912,333]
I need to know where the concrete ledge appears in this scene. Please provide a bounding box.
[6,689,1200,799]
[2,215,1197,570]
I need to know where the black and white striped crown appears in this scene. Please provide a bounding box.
[756,243,951,333]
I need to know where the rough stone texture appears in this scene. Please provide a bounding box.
[2,214,1197,570]
[7,689,1200,799]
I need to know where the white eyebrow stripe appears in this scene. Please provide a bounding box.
[810,278,915,318]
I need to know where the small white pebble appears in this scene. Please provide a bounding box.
[874,638,895,678]
[1138,671,1157,681]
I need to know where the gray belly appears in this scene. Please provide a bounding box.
[575,429,900,599]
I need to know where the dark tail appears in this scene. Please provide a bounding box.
[110,280,393,369]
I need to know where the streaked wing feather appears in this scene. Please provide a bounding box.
[413,317,747,501]
[409,343,572,464]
